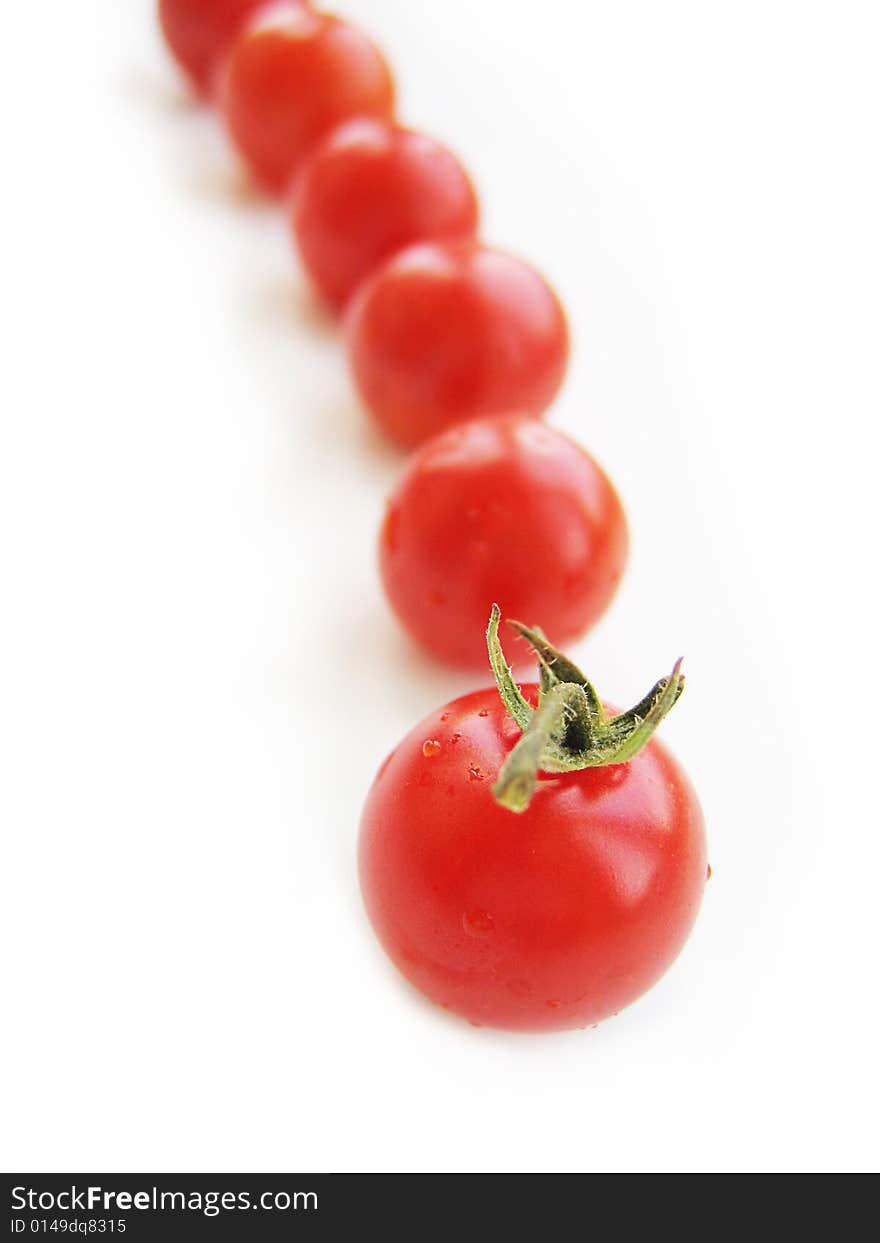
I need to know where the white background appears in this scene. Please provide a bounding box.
[1,1,878,1173]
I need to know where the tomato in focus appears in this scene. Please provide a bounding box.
[221,6,395,193]
[346,241,569,447]
[292,119,479,312]
[379,415,628,667]
[158,0,290,96]
[359,684,706,1032]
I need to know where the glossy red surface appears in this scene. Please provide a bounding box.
[346,241,569,446]
[379,415,628,666]
[292,118,479,311]
[360,685,707,1032]
[221,7,395,193]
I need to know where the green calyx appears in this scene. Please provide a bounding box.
[487,604,685,813]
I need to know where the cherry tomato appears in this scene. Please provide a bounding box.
[158,0,291,96]
[220,6,395,193]
[291,119,480,312]
[360,670,706,1033]
[379,415,628,667]
[346,241,569,447]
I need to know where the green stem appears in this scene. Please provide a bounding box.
[486,604,533,731]
[492,682,586,812]
[486,606,686,813]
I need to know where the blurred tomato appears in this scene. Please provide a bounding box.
[292,118,479,311]
[346,241,569,446]
[158,0,292,96]
[221,6,395,193]
[379,415,628,666]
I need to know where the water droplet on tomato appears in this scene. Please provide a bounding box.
[422,739,441,758]
[467,764,484,782]
[478,708,489,718]
[463,909,495,936]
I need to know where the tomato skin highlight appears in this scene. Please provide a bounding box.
[379,415,628,667]
[158,0,287,96]
[221,7,395,193]
[346,241,569,447]
[359,686,707,1033]
[291,119,479,312]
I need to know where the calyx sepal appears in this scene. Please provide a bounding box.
[486,605,685,813]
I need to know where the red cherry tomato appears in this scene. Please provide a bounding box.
[220,6,395,193]
[346,241,569,447]
[291,119,480,312]
[158,0,293,96]
[360,684,706,1032]
[379,415,628,667]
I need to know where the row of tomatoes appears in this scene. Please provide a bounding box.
[161,0,624,666]
[159,0,707,1034]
